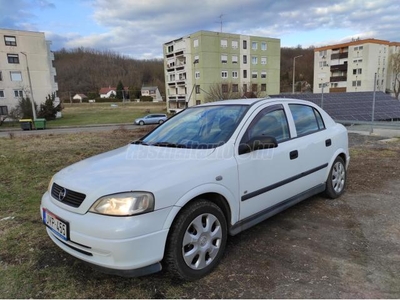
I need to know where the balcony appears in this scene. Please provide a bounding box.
[329,87,347,93]
[330,76,347,82]
[331,52,348,60]
[330,64,348,72]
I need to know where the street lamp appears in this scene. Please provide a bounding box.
[20,52,37,121]
[292,55,303,94]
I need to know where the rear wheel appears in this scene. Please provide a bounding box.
[165,200,227,281]
[325,156,346,199]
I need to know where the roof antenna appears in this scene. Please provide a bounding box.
[218,14,224,32]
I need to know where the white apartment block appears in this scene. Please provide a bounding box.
[163,30,280,112]
[314,38,400,95]
[0,28,58,116]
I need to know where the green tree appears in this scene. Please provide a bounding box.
[11,97,38,119]
[38,93,62,120]
[116,80,125,100]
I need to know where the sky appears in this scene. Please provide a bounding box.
[0,0,399,59]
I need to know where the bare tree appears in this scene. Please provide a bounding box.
[390,52,400,100]
[205,82,268,102]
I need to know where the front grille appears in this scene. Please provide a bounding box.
[51,182,86,208]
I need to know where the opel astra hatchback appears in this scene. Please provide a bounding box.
[41,98,349,280]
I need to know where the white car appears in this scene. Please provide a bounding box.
[40,98,349,280]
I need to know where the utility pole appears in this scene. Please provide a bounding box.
[20,52,37,121]
[292,55,303,94]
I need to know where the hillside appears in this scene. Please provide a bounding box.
[54,47,314,101]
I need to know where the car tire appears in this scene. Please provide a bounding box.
[159,120,164,124]
[139,121,144,126]
[324,156,346,199]
[165,199,227,281]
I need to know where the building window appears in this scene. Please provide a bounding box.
[4,35,17,46]
[232,84,239,92]
[0,71,2,81]
[232,55,238,63]
[194,55,199,64]
[252,42,257,50]
[10,71,22,81]
[195,71,200,79]
[195,85,200,94]
[261,71,267,78]
[261,57,267,65]
[243,40,247,49]
[232,40,238,49]
[7,54,19,64]
[232,71,238,78]
[319,61,328,67]
[252,71,258,79]
[221,39,227,48]
[243,84,247,92]
[319,50,327,57]
[167,45,173,53]
[221,54,227,63]
[222,84,228,93]
[261,42,267,51]
[193,39,199,47]
[14,90,23,98]
[252,84,258,92]
[221,71,228,78]
[243,70,247,79]
[0,106,8,115]
[243,55,247,64]
[352,80,361,87]
[0,90,4,98]
[252,56,258,64]
[196,100,201,105]
[261,84,266,91]
[353,68,362,75]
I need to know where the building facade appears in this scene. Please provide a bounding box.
[0,28,58,117]
[163,30,280,112]
[313,38,400,95]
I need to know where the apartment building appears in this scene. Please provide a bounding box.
[163,30,280,112]
[0,28,58,116]
[313,38,400,95]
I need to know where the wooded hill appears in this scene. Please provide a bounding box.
[54,46,314,101]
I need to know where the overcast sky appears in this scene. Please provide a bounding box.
[0,0,399,59]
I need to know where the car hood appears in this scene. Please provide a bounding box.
[52,144,215,207]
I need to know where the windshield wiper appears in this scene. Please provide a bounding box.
[151,142,187,148]
[132,140,149,146]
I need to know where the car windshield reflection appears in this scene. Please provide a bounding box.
[139,105,248,149]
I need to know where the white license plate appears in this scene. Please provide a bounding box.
[43,209,69,241]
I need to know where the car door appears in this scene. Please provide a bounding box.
[235,104,306,220]
[286,103,334,188]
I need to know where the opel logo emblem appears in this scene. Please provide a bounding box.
[58,188,67,201]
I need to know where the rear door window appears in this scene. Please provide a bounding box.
[289,104,325,136]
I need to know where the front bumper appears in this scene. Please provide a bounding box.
[40,192,172,276]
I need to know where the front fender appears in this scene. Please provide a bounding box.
[162,183,239,231]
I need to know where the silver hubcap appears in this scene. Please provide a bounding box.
[332,161,345,193]
[182,213,222,270]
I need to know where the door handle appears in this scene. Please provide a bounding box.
[290,150,298,160]
[325,139,332,147]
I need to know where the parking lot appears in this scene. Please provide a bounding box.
[1,131,399,298]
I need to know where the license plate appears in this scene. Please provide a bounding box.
[43,209,69,241]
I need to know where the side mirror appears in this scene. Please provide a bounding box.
[238,136,278,155]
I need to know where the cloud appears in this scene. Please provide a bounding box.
[1,0,399,58]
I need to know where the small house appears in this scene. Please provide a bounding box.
[72,94,88,103]
[141,86,163,102]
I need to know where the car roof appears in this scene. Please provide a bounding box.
[196,97,317,107]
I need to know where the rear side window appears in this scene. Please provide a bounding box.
[289,104,325,136]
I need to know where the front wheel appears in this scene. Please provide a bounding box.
[139,121,144,126]
[165,200,227,281]
[158,119,164,124]
[325,156,346,199]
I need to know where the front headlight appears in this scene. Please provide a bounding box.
[89,192,154,216]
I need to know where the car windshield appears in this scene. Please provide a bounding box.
[138,105,248,149]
